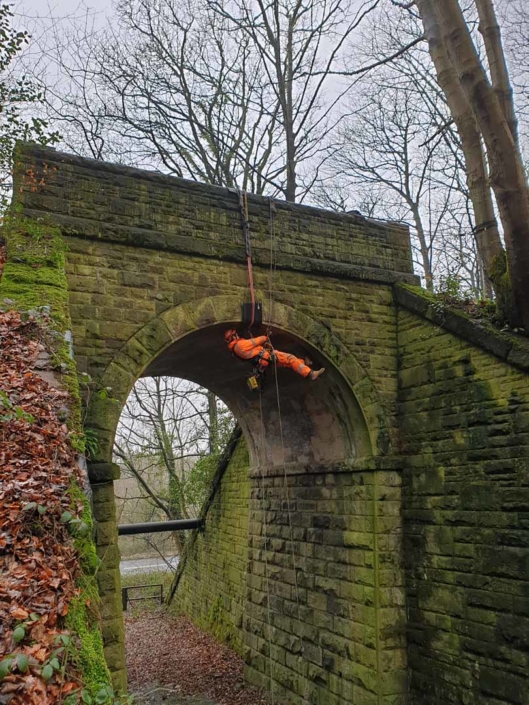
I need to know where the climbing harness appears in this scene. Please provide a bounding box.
[245,341,275,392]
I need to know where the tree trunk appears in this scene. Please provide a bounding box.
[207,391,218,455]
[284,12,296,202]
[417,0,529,327]
[475,0,519,147]
[416,0,504,300]
[168,474,186,553]
[410,203,434,291]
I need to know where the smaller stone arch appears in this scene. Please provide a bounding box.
[84,295,389,467]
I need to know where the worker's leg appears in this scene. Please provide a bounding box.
[274,351,311,377]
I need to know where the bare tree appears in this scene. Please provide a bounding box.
[415,0,529,327]
[329,73,484,293]
[0,3,59,207]
[114,376,234,553]
[320,6,486,295]
[30,0,404,201]
[36,0,285,192]
[209,0,385,201]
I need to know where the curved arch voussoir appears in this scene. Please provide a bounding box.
[86,294,389,461]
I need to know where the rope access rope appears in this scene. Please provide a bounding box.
[258,389,275,705]
[267,198,276,336]
[237,188,256,330]
[265,200,307,704]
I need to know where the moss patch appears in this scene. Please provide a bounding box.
[0,211,113,697]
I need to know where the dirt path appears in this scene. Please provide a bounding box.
[125,612,268,705]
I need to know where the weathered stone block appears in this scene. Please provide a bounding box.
[88,462,121,483]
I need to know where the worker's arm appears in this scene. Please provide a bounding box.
[250,336,268,347]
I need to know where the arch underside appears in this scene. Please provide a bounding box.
[144,323,368,467]
[86,296,387,468]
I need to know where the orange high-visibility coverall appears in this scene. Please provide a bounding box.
[228,335,311,378]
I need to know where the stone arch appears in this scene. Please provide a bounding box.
[85,294,389,467]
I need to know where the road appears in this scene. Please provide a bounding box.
[120,555,179,575]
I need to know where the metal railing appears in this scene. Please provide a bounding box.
[117,518,202,536]
[122,583,163,611]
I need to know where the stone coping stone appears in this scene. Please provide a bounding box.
[394,283,529,372]
[16,143,420,285]
[88,462,121,483]
[19,144,409,234]
[248,455,404,478]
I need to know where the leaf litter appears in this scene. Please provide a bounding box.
[125,613,268,705]
[0,310,87,703]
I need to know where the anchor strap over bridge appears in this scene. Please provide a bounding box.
[236,188,257,329]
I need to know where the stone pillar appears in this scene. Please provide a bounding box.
[244,460,407,705]
[89,463,127,693]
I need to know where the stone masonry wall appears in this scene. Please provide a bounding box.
[15,144,415,284]
[170,435,251,654]
[11,144,414,450]
[244,462,406,705]
[62,237,401,448]
[12,144,417,698]
[171,442,407,705]
[397,305,529,705]
[9,145,529,704]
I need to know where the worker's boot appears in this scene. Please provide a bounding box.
[310,368,325,380]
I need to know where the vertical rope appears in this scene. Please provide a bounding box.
[268,198,276,332]
[238,189,256,329]
[258,390,275,704]
[272,362,308,705]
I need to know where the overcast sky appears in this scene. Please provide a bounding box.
[14,0,110,15]
[13,0,111,30]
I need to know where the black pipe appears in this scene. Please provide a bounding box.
[117,519,202,536]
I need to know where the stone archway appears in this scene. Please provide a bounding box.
[84,295,394,692]
[85,295,388,467]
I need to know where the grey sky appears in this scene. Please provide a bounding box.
[14,0,110,15]
[13,0,111,31]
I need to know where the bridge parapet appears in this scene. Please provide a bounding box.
[14,144,418,286]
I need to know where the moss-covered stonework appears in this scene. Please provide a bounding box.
[397,294,529,705]
[172,435,407,705]
[0,209,113,694]
[11,143,414,700]
[243,460,406,705]
[170,435,250,653]
[9,143,529,704]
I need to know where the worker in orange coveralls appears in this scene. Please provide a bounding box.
[224,329,325,380]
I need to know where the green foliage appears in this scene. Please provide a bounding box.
[0,4,59,209]
[185,453,218,508]
[184,400,235,509]
[436,273,464,300]
[64,592,111,700]
[12,626,25,643]
[79,684,133,705]
[83,428,100,460]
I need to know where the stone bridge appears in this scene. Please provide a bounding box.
[8,144,529,705]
